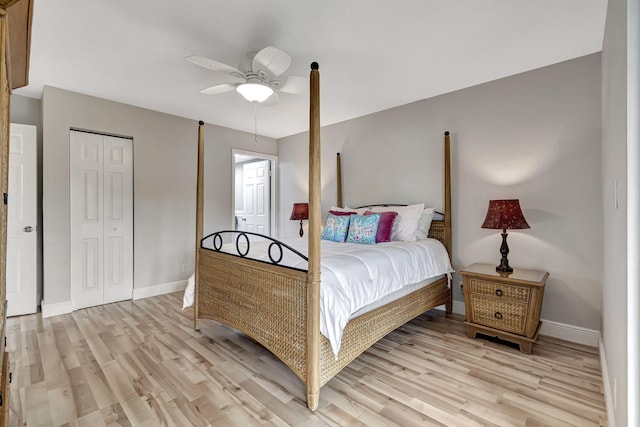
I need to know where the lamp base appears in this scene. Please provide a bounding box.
[496,264,513,273]
[496,230,513,273]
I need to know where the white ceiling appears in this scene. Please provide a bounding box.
[16,0,607,139]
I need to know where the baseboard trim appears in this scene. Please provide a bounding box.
[435,301,600,347]
[539,319,600,347]
[452,300,465,315]
[41,300,73,318]
[132,280,188,300]
[599,335,616,427]
[41,280,188,318]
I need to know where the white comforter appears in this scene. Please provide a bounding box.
[183,237,453,356]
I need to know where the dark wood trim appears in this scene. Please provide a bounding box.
[0,10,10,426]
[0,1,19,9]
[6,0,32,89]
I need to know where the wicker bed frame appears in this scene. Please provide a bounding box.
[193,63,452,411]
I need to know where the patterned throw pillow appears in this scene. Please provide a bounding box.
[346,213,381,245]
[365,210,398,242]
[321,213,351,242]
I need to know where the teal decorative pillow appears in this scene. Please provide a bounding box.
[346,213,381,244]
[321,213,351,242]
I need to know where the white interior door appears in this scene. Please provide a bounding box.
[70,131,133,310]
[6,123,37,316]
[243,160,270,235]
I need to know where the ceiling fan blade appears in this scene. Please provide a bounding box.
[200,83,237,95]
[252,47,291,77]
[279,75,309,94]
[259,91,280,107]
[186,55,245,78]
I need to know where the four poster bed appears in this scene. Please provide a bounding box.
[191,63,453,411]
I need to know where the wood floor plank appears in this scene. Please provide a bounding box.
[7,292,608,426]
[48,386,78,426]
[67,366,99,418]
[24,382,53,427]
[77,410,106,427]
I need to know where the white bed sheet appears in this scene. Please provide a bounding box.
[184,237,453,356]
[350,274,444,318]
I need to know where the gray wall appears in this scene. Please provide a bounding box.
[42,86,277,305]
[9,95,43,306]
[279,54,603,331]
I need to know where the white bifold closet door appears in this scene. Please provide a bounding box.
[70,130,133,310]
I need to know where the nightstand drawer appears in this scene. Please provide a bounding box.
[470,295,528,335]
[469,279,530,303]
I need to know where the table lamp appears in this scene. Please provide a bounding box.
[289,203,309,237]
[481,199,530,273]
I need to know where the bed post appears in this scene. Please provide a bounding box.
[194,120,205,331]
[444,131,451,258]
[336,153,343,208]
[307,62,321,411]
[444,131,453,314]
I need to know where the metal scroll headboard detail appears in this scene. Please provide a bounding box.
[200,230,309,272]
[354,204,445,217]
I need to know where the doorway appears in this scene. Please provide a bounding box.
[232,150,277,237]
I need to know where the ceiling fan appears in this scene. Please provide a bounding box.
[186,46,308,106]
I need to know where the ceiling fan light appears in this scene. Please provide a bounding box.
[236,82,273,103]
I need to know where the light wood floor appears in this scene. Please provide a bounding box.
[6,292,607,426]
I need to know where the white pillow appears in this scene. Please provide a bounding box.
[329,206,367,215]
[372,203,424,241]
[414,207,435,240]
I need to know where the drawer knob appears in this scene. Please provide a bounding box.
[494,311,503,319]
[495,289,503,297]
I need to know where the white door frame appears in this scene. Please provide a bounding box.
[231,149,278,236]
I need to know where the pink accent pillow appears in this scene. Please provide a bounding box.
[329,210,356,216]
[365,210,397,242]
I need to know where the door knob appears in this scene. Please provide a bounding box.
[24,226,33,232]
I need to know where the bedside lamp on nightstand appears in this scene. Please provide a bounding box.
[481,199,530,273]
[290,203,309,237]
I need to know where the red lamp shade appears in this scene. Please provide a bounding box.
[290,203,308,237]
[481,199,530,273]
[289,203,309,221]
[481,199,530,231]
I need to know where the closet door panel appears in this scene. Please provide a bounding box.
[70,131,104,309]
[103,135,133,304]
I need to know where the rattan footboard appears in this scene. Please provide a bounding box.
[198,248,310,381]
[198,246,451,390]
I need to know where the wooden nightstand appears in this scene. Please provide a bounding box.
[460,263,548,354]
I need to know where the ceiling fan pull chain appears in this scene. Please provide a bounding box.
[254,101,258,145]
